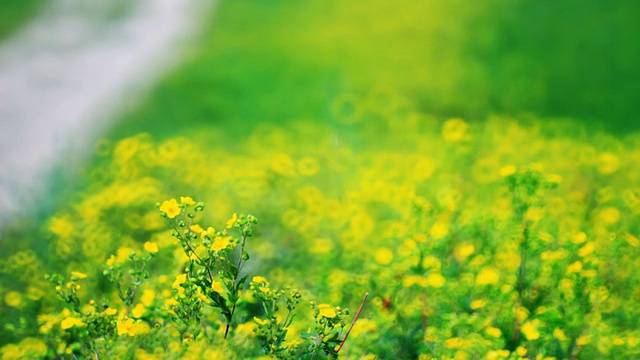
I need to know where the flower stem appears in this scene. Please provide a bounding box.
[336,292,369,353]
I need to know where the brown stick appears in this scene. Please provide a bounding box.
[336,292,369,353]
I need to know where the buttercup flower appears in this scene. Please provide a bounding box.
[160,199,181,218]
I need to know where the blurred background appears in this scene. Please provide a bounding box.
[0,0,639,225]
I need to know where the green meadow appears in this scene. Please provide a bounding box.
[1,1,639,359]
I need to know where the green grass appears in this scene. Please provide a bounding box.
[0,0,45,40]
[106,0,640,141]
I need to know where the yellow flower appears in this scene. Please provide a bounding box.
[454,244,475,261]
[143,241,159,253]
[571,232,587,244]
[180,196,195,205]
[201,226,215,239]
[71,271,87,279]
[196,291,211,304]
[441,118,468,142]
[623,233,640,247]
[444,337,463,349]
[172,274,187,297]
[499,165,517,177]
[578,242,595,257]
[577,335,592,346]
[546,173,563,184]
[521,320,540,340]
[374,248,393,265]
[553,328,568,341]
[254,317,269,326]
[426,273,446,288]
[160,199,180,219]
[5,291,23,308]
[212,281,224,294]
[226,213,238,229]
[470,299,487,310]
[566,261,583,273]
[140,289,155,306]
[60,317,85,330]
[252,276,269,284]
[104,308,118,315]
[131,304,145,318]
[596,152,619,174]
[211,236,230,251]
[190,224,204,233]
[429,221,449,239]
[485,327,502,338]
[106,254,116,266]
[317,304,337,318]
[476,267,500,285]
[516,346,527,356]
[598,207,620,225]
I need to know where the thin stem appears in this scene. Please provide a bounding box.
[224,234,248,339]
[336,292,369,354]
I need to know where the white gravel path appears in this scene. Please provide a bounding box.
[0,0,213,226]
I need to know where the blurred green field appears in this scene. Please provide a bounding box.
[108,0,640,140]
[1,0,640,359]
[0,0,45,40]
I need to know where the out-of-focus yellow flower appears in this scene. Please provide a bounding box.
[596,153,619,174]
[444,337,463,349]
[499,165,517,177]
[104,308,117,316]
[374,248,393,265]
[190,224,204,233]
[226,213,238,229]
[429,221,449,240]
[212,281,224,294]
[252,276,269,284]
[577,335,592,346]
[196,290,211,304]
[403,275,427,288]
[623,233,640,247]
[143,241,159,253]
[4,291,23,308]
[160,199,180,219]
[441,118,468,142]
[310,238,334,254]
[180,196,195,205]
[485,327,502,338]
[521,320,540,340]
[254,317,269,326]
[69,272,86,280]
[553,328,568,341]
[516,346,527,356]
[566,261,583,273]
[476,267,500,285]
[571,232,587,244]
[140,289,155,307]
[131,304,145,318]
[546,173,563,184]
[426,273,446,288]
[598,207,620,225]
[60,317,85,330]
[454,244,475,261]
[470,299,487,309]
[541,249,569,261]
[106,254,116,266]
[578,242,595,257]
